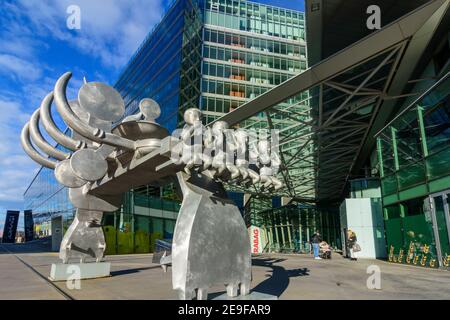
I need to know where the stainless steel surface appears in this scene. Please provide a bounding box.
[70,149,108,181]
[139,98,161,121]
[172,172,251,300]
[20,122,57,169]
[21,73,281,299]
[78,82,125,122]
[60,186,121,263]
[39,92,85,151]
[112,121,169,141]
[59,209,107,263]
[54,72,135,150]
[29,109,69,161]
[55,160,87,188]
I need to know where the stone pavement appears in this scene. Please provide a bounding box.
[0,241,449,300]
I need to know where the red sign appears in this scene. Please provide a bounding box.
[252,228,259,253]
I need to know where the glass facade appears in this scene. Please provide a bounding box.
[24,169,182,253]
[376,73,450,268]
[23,167,74,237]
[114,0,203,132]
[113,0,307,130]
[201,0,307,123]
[248,202,341,253]
[103,192,181,254]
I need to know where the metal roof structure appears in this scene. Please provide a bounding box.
[213,0,450,202]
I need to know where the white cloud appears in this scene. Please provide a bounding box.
[0,97,39,208]
[0,54,43,82]
[0,37,43,59]
[14,0,165,69]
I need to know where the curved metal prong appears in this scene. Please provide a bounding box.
[29,109,69,161]
[54,72,135,151]
[40,92,85,151]
[21,122,57,169]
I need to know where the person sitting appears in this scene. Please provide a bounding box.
[319,241,332,259]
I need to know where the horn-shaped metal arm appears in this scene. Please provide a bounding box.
[21,122,57,169]
[29,109,69,161]
[54,72,136,151]
[40,92,85,151]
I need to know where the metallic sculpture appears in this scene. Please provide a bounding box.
[21,72,282,299]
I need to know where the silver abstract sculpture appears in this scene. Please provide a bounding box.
[21,72,282,299]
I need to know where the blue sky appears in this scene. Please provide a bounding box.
[0,0,304,232]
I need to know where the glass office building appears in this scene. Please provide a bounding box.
[23,0,308,253]
[200,0,307,123]
[114,0,307,128]
[376,73,450,268]
[114,0,203,132]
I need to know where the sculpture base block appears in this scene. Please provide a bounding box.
[49,262,111,281]
[212,291,278,300]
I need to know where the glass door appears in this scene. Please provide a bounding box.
[430,191,450,267]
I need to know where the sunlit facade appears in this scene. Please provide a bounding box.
[376,74,450,268]
[23,167,73,237]
[114,0,203,132]
[114,0,307,129]
[200,0,307,123]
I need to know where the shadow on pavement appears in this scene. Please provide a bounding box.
[251,257,309,297]
[208,256,310,299]
[0,238,53,254]
[110,265,162,276]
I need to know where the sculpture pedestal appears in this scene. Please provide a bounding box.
[49,262,111,281]
[212,291,278,300]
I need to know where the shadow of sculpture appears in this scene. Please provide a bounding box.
[208,256,310,299]
[252,257,310,297]
[110,265,163,277]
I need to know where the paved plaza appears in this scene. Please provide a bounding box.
[0,241,449,300]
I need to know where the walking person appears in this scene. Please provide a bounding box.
[347,229,359,260]
[311,230,322,260]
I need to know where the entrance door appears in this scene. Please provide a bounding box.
[429,191,450,267]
